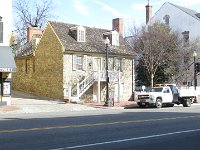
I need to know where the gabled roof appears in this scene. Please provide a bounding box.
[169,2,200,22]
[15,42,33,57]
[49,21,133,56]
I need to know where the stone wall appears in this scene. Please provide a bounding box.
[13,24,64,100]
[63,53,134,102]
[13,57,36,93]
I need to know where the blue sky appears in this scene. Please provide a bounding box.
[13,0,200,30]
[53,0,200,29]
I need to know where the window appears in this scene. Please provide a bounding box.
[114,58,122,71]
[25,59,30,73]
[73,55,87,71]
[0,16,3,43]
[77,26,85,42]
[111,31,119,46]
[182,31,189,47]
[163,88,170,93]
[33,59,35,73]
[76,56,83,70]
[163,15,170,25]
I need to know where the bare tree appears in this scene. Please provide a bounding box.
[13,0,55,44]
[177,37,200,86]
[129,22,182,87]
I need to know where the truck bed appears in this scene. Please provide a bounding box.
[179,88,196,97]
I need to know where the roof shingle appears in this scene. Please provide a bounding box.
[49,21,133,56]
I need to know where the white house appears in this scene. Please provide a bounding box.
[148,2,200,40]
[146,2,200,88]
[0,0,12,46]
[0,0,16,106]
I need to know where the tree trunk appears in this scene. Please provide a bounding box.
[151,73,154,87]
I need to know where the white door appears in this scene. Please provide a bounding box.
[163,88,173,102]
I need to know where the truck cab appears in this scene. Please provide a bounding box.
[137,86,174,108]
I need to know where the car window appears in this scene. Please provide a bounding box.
[163,88,170,93]
[150,88,163,92]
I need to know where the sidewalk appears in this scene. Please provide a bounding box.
[0,91,137,114]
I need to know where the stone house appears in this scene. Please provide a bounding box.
[146,2,200,87]
[13,18,135,102]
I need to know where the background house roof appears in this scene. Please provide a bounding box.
[169,2,200,22]
[49,21,134,56]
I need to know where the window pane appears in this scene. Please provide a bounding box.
[115,58,121,71]
[78,29,85,42]
[76,56,83,70]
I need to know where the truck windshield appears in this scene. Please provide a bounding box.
[150,88,163,92]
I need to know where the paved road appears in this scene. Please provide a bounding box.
[0,105,200,150]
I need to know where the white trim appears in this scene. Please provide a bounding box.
[111,31,119,46]
[77,26,85,42]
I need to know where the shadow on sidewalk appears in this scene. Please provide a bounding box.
[83,101,138,109]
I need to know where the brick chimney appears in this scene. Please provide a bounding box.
[27,27,42,42]
[145,2,152,24]
[112,18,123,36]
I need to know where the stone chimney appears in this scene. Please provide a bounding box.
[27,27,42,42]
[112,18,123,36]
[145,2,152,24]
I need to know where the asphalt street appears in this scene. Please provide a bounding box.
[0,105,200,150]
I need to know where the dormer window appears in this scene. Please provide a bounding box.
[70,25,86,42]
[77,26,85,42]
[111,31,119,46]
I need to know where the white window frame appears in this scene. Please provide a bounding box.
[111,31,119,46]
[76,55,83,70]
[77,26,85,42]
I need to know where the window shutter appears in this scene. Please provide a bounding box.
[121,58,125,72]
[113,57,117,70]
[72,55,76,71]
[83,55,87,70]
[102,57,106,70]
[0,22,3,43]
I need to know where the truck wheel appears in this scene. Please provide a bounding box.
[155,99,162,108]
[183,99,191,107]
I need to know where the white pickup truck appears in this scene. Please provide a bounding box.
[136,84,196,108]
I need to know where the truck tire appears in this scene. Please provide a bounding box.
[155,99,162,108]
[183,99,191,107]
